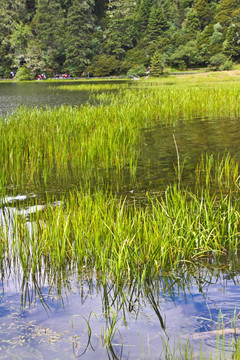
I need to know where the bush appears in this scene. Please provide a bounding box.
[0,66,9,78]
[170,41,203,70]
[219,59,233,71]
[209,53,228,71]
[15,66,34,81]
[127,65,147,77]
[87,55,121,77]
[119,61,132,75]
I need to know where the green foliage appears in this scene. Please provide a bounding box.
[194,0,212,29]
[9,24,33,68]
[103,18,137,59]
[224,23,240,60]
[125,43,150,67]
[0,0,239,76]
[215,0,238,26]
[170,41,203,69]
[137,0,154,34]
[32,0,65,71]
[209,23,223,46]
[184,9,201,34]
[146,5,168,41]
[209,53,229,70]
[15,66,34,80]
[24,40,46,75]
[87,55,121,76]
[64,0,94,76]
[127,64,147,77]
[219,59,233,71]
[151,52,166,76]
[0,65,9,78]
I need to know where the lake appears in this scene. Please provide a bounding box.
[1,80,240,359]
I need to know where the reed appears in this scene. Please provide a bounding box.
[2,79,240,191]
[3,73,240,360]
[1,172,240,283]
[1,77,240,279]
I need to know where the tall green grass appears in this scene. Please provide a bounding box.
[1,78,240,281]
[1,172,240,283]
[1,79,240,190]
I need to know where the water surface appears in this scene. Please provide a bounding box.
[1,81,240,359]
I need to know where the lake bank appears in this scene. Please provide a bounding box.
[1,75,240,358]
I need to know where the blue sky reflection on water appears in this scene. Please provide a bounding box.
[0,272,240,359]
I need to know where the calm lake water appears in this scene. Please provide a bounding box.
[1,81,240,359]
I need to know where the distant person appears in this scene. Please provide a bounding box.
[82,72,85,77]
[10,71,14,78]
[147,66,151,74]
[87,72,90,78]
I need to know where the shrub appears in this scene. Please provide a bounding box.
[219,59,233,71]
[15,66,34,81]
[209,53,228,70]
[87,55,121,77]
[127,65,147,77]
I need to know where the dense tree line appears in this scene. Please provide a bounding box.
[0,0,239,78]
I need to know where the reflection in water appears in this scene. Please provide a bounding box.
[1,260,240,359]
[0,80,130,118]
[135,115,240,193]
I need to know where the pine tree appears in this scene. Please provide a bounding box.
[184,9,201,34]
[33,0,64,49]
[103,0,137,58]
[215,0,239,26]
[137,0,154,34]
[32,0,65,71]
[0,0,28,71]
[64,0,94,76]
[107,0,136,19]
[224,23,240,60]
[194,0,212,29]
[151,51,166,76]
[147,5,168,41]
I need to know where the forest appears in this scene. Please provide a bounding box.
[0,0,240,78]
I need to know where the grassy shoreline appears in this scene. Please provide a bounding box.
[1,73,240,279]
[2,73,240,358]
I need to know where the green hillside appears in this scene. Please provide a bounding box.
[0,0,239,78]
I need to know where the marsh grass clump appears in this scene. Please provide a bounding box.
[2,79,240,190]
[2,175,240,283]
[196,152,240,190]
[0,104,140,189]
[1,78,240,283]
[50,82,131,92]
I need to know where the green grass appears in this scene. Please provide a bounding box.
[3,72,240,360]
[2,75,240,190]
[1,161,240,283]
[1,75,240,281]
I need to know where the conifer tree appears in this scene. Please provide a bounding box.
[33,0,64,48]
[147,5,168,41]
[137,0,154,34]
[184,9,201,35]
[215,0,238,26]
[224,23,240,59]
[32,0,65,71]
[151,51,166,76]
[194,0,212,29]
[0,0,28,71]
[64,0,94,76]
